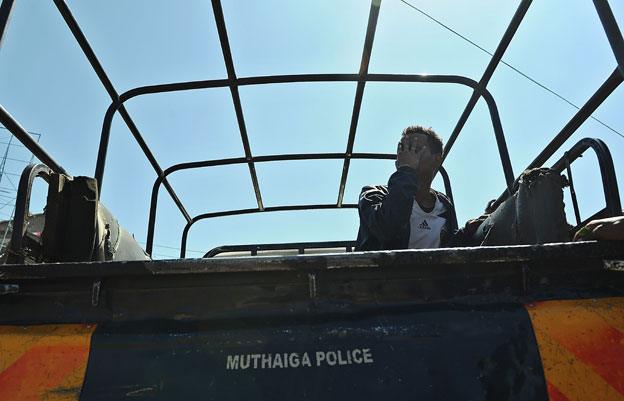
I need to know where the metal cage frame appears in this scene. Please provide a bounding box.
[0,0,623,258]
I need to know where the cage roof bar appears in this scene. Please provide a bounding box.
[593,0,624,77]
[491,67,623,209]
[0,0,69,175]
[0,104,69,175]
[180,203,359,258]
[0,0,15,49]
[444,0,532,191]
[336,0,382,207]
[52,0,191,222]
[211,0,264,211]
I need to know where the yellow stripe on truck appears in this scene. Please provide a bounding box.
[527,298,624,401]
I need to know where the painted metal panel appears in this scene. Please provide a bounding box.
[0,324,95,400]
[80,305,546,400]
[527,297,624,401]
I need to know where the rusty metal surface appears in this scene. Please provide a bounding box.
[0,241,622,325]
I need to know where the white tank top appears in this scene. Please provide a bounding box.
[407,197,447,249]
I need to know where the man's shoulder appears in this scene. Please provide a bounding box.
[433,189,454,207]
[359,184,389,203]
[360,184,388,194]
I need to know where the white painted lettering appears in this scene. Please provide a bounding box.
[261,353,271,369]
[352,349,363,363]
[316,351,326,366]
[226,348,374,371]
[226,355,240,370]
[337,350,348,365]
[289,353,300,367]
[363,348,373,363]
[273,353,283,368]
[326,351,337,366]
[251,354,261,369]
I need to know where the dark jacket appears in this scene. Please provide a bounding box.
[355,167,466,251]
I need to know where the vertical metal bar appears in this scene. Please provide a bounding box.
[0,0,15,50]
[180,221,193,258]
[52,0,191,223]
[482,90,515,190]
[564,155,582,226]
[337,0,382,207]
[438,166,454,206]
[593,0,624,77]
[443,0,532,186]
[211,0,264,210]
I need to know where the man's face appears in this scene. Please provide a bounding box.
[402,133,442,179]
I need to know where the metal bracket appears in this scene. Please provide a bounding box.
[92,278,102,306]
[308,273,317,299]
[0,284,18,295]
[604,259,624,271]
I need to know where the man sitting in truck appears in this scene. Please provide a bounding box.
[355,125,477,251]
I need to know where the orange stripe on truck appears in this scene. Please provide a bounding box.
[527,298,624,401]
[0,324,95,401]
[547,381,572,401]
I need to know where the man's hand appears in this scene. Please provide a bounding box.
[463,213,489,237]
[396,135,427,170]
[573,216,624,241]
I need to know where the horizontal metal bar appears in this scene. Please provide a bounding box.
[180,204,358,258]
[102,74,480,128]
[145,151,453,255]
[108,74,481,257]
[3,241,621,280]
[204,240,355,258]
[0,104,69,175]
[145,153,387,254]
[97,72,495,258]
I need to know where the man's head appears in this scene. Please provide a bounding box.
[396,125,444,182]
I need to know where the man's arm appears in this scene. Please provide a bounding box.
[447,215,489,247]
[358,167,420,243]
[574,216,624,241]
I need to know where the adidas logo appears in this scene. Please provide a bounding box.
[418,220,430,230]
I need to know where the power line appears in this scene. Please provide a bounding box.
[136,241,204,254]
[0,126,41,138]
[398,0,624,140]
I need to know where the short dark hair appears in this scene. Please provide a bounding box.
[401,125,444,156]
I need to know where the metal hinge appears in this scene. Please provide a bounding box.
[604,260,624,271]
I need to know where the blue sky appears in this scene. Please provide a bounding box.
[1,0,623,259]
